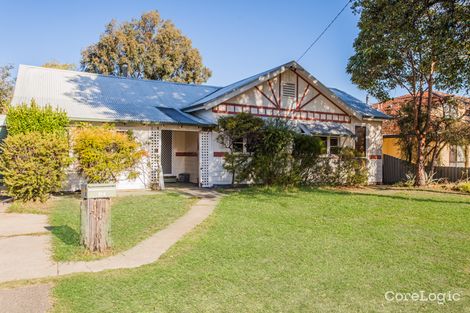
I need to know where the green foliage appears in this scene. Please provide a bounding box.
[455,182,470,193]
[292,134,325,183]
[216,113,264,184]
[0,132,72,202]
[73,124,146,183]
[347,0,469,186]
[0,64,14,113]
[6,100,69,136]
[250,119,296,186]
[347,0,469,99]
[216,114,368,187]
[80,10,211,83]
[336,147,369,186]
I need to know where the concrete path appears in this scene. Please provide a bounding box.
[0,188,221,283]
[0,284,52,313]
[0,213,49,237]
[0,208,54,283]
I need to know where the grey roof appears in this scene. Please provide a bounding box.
[11,62,389,125]
[329,88,390,119]
[299,122,355,137]
[0,115,5,127]
[11,65,219,124]
[155,107,212,126]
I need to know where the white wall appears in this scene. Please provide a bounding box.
[172,131,199,183]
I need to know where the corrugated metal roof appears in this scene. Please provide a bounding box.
[329,88,390,119]
[11,65,219,124]
[11,62,389,124]
[155,107,212,126]
[299,122,355,137]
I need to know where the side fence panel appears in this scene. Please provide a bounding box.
[382,154,469,184]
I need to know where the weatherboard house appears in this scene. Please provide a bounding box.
[11,61,389,190]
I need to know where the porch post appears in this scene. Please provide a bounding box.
[199,130,211,188]
[150,127,165,190]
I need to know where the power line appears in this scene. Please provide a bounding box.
[297,0,353,62]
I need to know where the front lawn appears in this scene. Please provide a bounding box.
[52,188,470,312]
[9,192,194,261]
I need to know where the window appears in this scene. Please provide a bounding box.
[355,126,366,155]
[316,136,340,155]
[282,83,296,98]
[232,137,255,154]
[233,138,244,153]
[319,136,327,153]
[330,137,340,155]
[449,145,465,163]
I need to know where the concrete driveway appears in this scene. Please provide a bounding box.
[0,208,56,282]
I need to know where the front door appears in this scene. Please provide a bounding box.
[161,130,173,175]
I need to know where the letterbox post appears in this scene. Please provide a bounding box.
[80,183,116,252]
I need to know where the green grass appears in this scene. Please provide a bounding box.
[52,188,470,312]
[48,192,194,261]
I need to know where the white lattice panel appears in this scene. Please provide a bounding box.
[150,128,164,188]
[199,131,211,187]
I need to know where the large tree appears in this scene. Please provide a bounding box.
[80,10,211,83]
[0,65,14,113]
[347,0,470,186]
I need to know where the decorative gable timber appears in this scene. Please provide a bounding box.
[211,69,352,123]
[185,61,365,120]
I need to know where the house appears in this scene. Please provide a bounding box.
[373,92,470,167]
[11,61,389,189]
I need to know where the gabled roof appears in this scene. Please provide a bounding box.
[12,62,389,124]
[183,61,389,120]
[184,61,294,112]
[11,65,218,125]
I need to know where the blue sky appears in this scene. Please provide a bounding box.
[0,0,393,103]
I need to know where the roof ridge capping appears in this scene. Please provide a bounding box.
[16,64,222,89]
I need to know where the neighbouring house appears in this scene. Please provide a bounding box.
[373,92,470,168]
[11,61,389,189]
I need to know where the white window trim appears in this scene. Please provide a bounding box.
[319,136,340,155]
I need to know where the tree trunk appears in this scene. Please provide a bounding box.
[415,134,427,186]
[80,198,111,252]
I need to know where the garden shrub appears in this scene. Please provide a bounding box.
[335,147,369,186]
[455,182,470,193]
[73,124,146,183]
[292,133,324,184]
[216,113,369,187]
[6,100,69,135]
[0,132,72,202]
[0,102,71,201]
[216,113,264,184]
[250,119,296,185]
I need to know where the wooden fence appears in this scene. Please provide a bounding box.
[382,154,470,184]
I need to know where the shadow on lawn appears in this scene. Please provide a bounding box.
[46,225,80,246]
[236,186,470,206]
